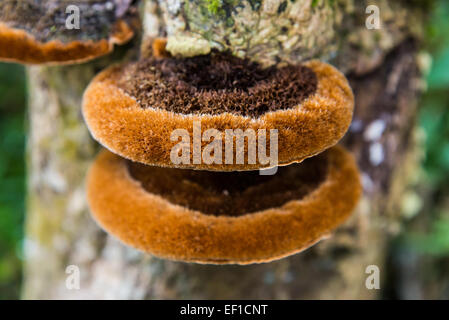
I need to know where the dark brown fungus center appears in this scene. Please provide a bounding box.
[127,151,329,217]
[115,51,318,117]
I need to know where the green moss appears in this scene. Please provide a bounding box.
[206,0,222,15]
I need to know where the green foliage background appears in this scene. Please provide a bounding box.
[0,63,26,300]
[386,1,449,298]
[401,1,449,257]
[0,1,448,300]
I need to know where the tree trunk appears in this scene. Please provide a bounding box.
[23,0,428,299]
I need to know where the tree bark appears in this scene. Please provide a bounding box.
[23,0,428,299]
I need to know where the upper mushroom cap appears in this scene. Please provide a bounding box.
[87,145,361,264]
[0,0,137,65]
[82,53,354,171]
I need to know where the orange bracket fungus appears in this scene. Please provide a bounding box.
[82,52,354,171]
[83,46,361,264]
[0,0,137,65]
[87,146,361,264]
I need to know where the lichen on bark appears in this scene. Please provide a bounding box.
[150,0,338,65]
[146,0,426,72]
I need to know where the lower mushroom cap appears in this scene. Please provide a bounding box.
[82,57,354,171]
[0,20,133,65]
[87,145,361,264]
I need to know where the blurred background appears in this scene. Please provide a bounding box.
[0,1,448,300]
[0,62,25,300]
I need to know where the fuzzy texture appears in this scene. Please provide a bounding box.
[0,20,133,65]
[86,146,361,265]
[114,52,318,117]
[82,60,354,171]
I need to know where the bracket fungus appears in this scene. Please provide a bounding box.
[0,0,137,65]
[87,146,361,264]
[82,52,354,171]
[82,45,362,264]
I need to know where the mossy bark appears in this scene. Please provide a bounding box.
[24,0,427,299]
